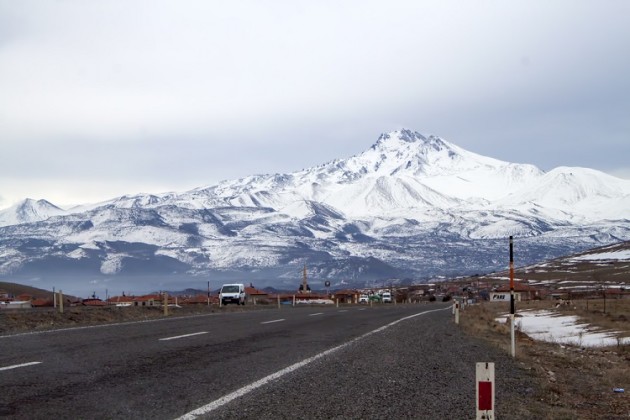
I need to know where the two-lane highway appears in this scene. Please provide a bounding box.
[2,303,537,419]
[1,304,447,418]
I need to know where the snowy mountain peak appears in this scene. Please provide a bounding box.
[349,129,499,179]
[0,198,66,227]
[373,129,447,153]
[376,129,427,144]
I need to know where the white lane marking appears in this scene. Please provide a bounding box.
[159,332,208,341]
[261,319,285,324]
[358,308,367,311]
[338,310,348,313]
[176,306,449,419]
[0,361,42,372]
[308,312,324,317]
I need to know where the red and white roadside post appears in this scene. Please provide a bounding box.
[454,301,460,324]
[476,362,495,420]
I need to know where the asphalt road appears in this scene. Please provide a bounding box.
[0,303,538,419]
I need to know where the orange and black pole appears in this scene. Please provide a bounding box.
[509,235,516,357]
[509,236,515,315]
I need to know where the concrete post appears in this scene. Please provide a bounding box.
[58,290,64,314]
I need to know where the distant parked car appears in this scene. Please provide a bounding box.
[359,294,369,304]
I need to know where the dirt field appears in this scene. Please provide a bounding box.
[459,300,630,419]
[0,303,275,335]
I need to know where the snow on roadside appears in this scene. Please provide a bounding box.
[496,310,630,348]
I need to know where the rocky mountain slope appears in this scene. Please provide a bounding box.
[1,129,629,296]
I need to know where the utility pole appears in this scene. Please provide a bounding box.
[509,236,516,358]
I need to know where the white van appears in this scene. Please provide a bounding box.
[220,283,246,305]
[382,292,392,303]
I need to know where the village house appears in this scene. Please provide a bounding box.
[491,282,541,302]
[333,289,358,304]
[245,285,269,304]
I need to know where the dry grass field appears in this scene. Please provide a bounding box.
[460,299,630,419]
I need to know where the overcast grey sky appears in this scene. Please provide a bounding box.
[1,1,629,209]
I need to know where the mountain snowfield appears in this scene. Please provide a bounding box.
[1,129,629,296]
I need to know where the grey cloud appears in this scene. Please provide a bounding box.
[1,1,629,207]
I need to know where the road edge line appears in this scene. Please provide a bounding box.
[176,306,449,419]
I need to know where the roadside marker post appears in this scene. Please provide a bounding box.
[476,362,495,420]
[455,302,460,324]
[58,290,64,314]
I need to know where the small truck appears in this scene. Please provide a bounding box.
[219,283,246,305]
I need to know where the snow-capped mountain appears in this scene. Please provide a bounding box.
[0,199,67,227]
[1,129,629,296]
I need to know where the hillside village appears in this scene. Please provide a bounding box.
[3,274,628,311]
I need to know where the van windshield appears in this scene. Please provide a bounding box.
[222,286,240,293]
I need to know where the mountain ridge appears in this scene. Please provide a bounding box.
[1,129,629,296]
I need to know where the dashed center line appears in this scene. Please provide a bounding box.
[159,332,208,341]
[261,319,285,324]
[176,307,449,419]
[0,361,42,372]
[309,312,324,316]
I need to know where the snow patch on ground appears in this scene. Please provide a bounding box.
[497,309,630,348]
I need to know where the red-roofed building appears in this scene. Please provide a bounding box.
[17,294,33,302]
[82,298,108,307]
[31,298,53,307]
[333,289,358,304]
[493,282,541,301]
[245,286,268,304]
[108,295,132,306]
[133,294,161,306]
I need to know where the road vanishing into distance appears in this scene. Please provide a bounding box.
[1,303,536,419]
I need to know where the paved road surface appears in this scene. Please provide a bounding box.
[0,303,537,419]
